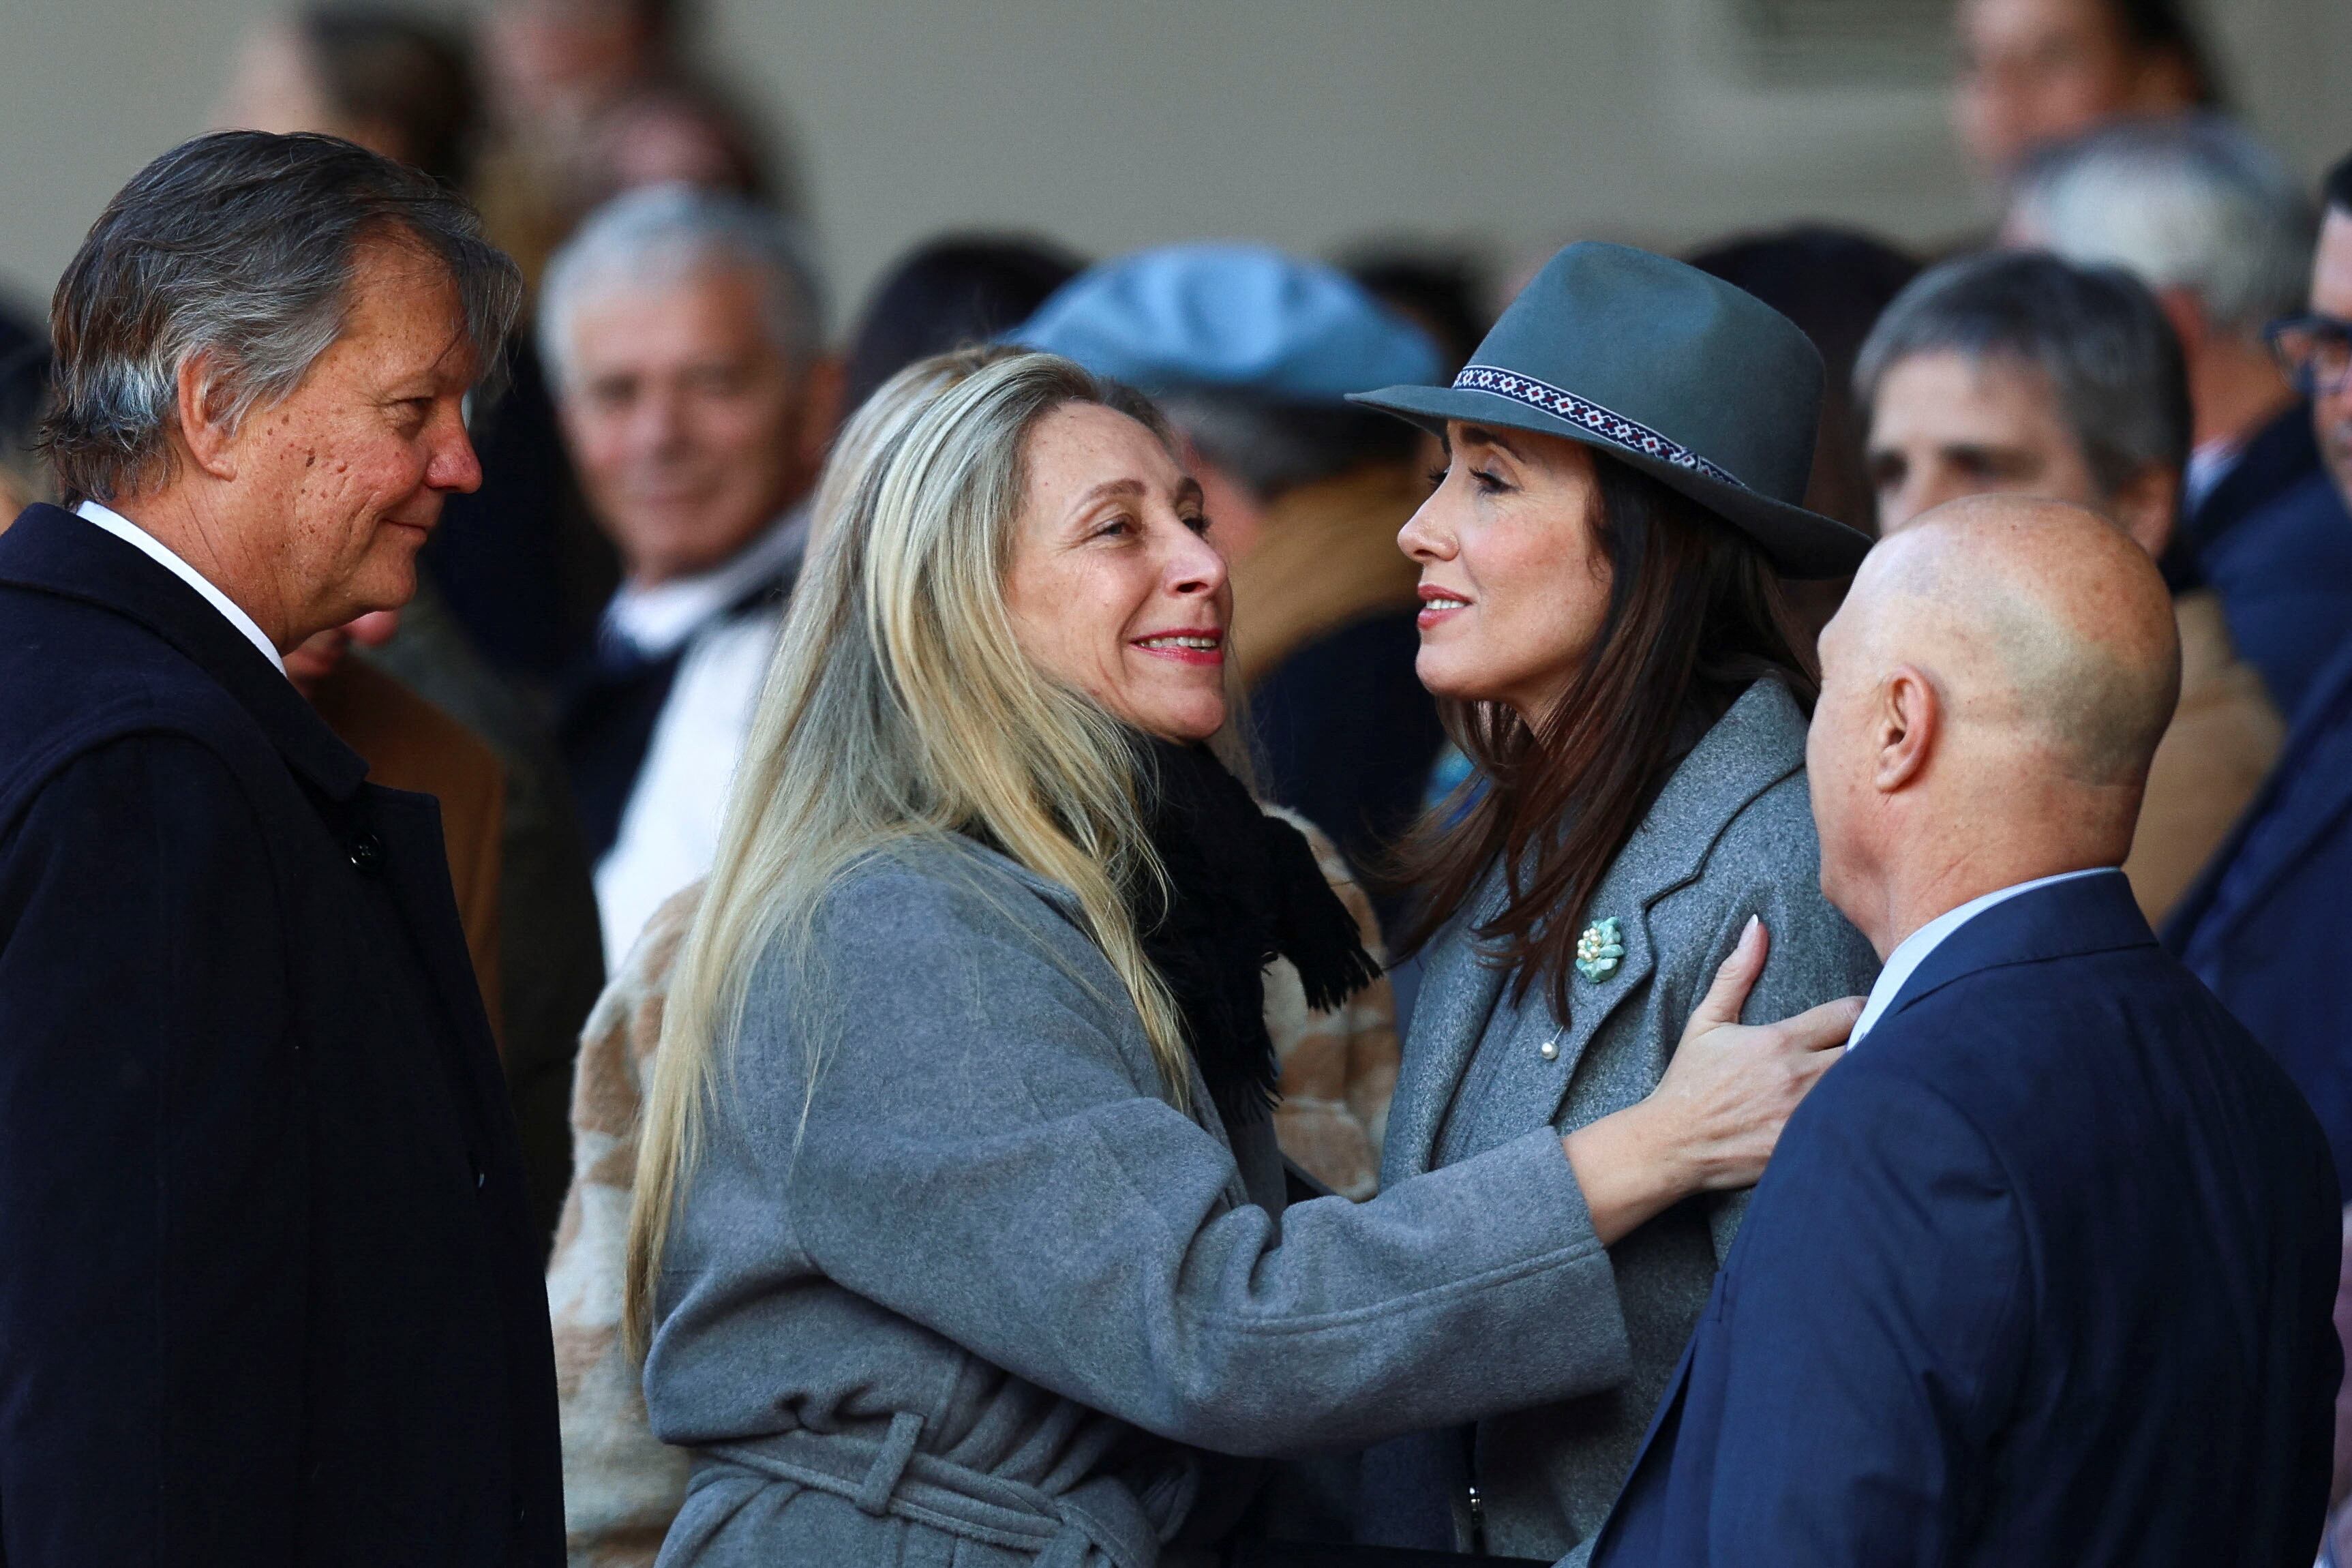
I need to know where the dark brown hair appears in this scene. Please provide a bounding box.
[1396,453,1813,1021]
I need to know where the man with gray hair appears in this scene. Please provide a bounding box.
[0,133,561,1564]
[541,183,836,968]
[2007,113,2352,713]
[1854,248,2282,921]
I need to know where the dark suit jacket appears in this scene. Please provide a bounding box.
[0,504,562,1566]
[1594,872,2340,1568]
[2179,404,2352,718]
[2168,637,2352,1189]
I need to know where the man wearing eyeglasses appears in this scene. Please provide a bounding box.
[2168,146,2352,1228]
[2280,187,2352,526]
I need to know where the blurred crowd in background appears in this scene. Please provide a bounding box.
[7,0,2352,1560]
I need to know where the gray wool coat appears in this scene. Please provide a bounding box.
[1382,678,1880,1564]
[642,834,1663,1568]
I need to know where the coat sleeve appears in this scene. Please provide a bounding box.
[0,736,304,1568]
[778,863,1629,1459]
[1637,1065,2029,1567]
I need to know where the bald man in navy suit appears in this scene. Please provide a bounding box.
[1592,496,2340,1567]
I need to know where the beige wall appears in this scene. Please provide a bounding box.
[2,0,2348,329]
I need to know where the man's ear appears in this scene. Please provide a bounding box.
[2109,461,2180,559]
[1875,665,1940,794]
[172,352,240,483]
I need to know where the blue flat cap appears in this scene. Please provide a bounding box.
[1011,242,1441,403]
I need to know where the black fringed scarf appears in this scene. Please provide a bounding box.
[1130,737,1383,1126]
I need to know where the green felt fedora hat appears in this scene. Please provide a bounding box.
[1351,241,1871,579]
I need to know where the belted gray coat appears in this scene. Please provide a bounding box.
[1381,678,1880,1563]
[642,833,1653,1567]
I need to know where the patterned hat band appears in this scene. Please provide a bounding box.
[1451,365,1749,492]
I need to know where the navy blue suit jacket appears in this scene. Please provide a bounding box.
[1593,872,2340,1567]
[0,506,562,1565]
[2180,404,2352,718]
[2168,636,2352,1189]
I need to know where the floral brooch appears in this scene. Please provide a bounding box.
[1574,916,1625,982]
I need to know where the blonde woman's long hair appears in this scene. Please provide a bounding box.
[623,348,1194,1355]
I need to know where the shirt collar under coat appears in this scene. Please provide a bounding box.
[0,502,370,802]
[602,505,811,659]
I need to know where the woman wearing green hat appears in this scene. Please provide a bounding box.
[1353,241,1883,1561]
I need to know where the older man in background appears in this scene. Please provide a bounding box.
[1951,0,2216,182]
[545,183,836,969]
[1014,244,1445,904]
[1593,496,2340,1567]
[2006,115,2351,714]
[1854,249,2280,921]
[0,132,560,1565]
[2169,151,2352,1202]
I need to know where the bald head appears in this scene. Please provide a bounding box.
[1808,494,2180,952]
[1853,495,2179,783]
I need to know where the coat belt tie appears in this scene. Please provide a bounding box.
[704,1416,1183,1568]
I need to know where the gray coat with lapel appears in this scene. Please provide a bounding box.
[1381,678,1879,1563]
[644,834,1668,1567]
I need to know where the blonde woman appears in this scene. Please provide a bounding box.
[628,351,1854,1567]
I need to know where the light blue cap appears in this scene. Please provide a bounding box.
[1010,242,1441,404]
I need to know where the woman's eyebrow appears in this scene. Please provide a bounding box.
[1068,477,1147,511]
[1457,424,1522,460]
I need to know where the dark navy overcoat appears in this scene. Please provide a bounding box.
[0,503,562,1566]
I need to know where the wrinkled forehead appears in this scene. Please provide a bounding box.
[340,232,482,377]
[1021,399,1198,515]
[1869,347,2069,440]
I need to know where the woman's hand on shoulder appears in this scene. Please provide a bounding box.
[1561,916,1860,1245]
[1650,916,1861,1190]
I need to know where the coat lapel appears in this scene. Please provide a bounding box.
[1875,871,2152,1038]
[2169,640,2352,950]
[0,504,367,803]
[1533,680,1809,1126]
[2184,402,2318,553]
[1384,873,1516,1180]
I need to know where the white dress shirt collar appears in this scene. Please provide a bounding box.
[2183,433,2245,517]
[1849,867,2121,1046]
[76,499,286,676]
[603,506,809,660]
